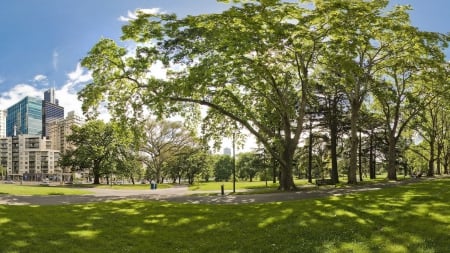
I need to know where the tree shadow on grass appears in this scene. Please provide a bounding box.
[0,179,449,252]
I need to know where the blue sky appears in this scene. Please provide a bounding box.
[0,0,449,116]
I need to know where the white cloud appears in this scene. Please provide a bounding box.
[118,8,161,22]
[139,8,161,15]
[0,63,92,121]
[33,74,47,82]
[0,84,43,110]
[67,63,91,85]
[57,63,92,117]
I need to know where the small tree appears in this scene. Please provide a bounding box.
[60,120,134,184]
[237,152,261,182]
[214,155,233,182]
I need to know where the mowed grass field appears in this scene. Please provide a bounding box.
[0,178,449,252]
[0,182,173,196]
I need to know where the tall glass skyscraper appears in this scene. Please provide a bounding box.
[6,96,43,136]
[42,88,64,137]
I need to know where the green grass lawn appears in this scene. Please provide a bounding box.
[189,179,314,192]
[0,184,92,195]
[1,178,449,253]
[188,177,404,193]
[0,182,172,196]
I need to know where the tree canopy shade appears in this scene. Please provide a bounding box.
[60,120,141,184]
[80,0,449,190]
[138,120,199,183]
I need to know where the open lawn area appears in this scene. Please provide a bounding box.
[1,178,449,252]
[0,182,173,196]
[0,184,92,196]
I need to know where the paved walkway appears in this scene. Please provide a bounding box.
[0,178,427,206]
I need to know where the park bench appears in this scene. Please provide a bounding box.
[315,178,336,187]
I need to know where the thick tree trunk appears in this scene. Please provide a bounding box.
[93,174,100,184]
[348,105,359,184]
[330,118,339,183]
[93,162,101,184]
[279,141,297,191]
[279,164,296,191]
[386,134,398,181]
[369,130,376,179]
[437,144,442,175]
[428,140,435,177]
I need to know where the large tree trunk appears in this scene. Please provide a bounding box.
[279,140,297,191]
[437,144,442,175]
[369,129,376,179]
[93,169,101,184]
[348,105,359,184]
[427,140,435,177]
[386,134,398,181]
[330,117,339,183]
[93,160,101,184]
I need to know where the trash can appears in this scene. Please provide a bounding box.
[150,180,157,190]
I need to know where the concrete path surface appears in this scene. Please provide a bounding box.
[0,179,426,206]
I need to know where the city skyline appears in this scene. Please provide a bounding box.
[5,88,64,137]
[0,0,448,120]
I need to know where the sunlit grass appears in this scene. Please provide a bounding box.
[0,178,449,252]
[189,179,314,191]
[0,182,172,195]
[0,184,92,195]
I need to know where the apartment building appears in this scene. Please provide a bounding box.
[0,135,60,181]
[47,111,84,153]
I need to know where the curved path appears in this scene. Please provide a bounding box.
[0,179,425,206]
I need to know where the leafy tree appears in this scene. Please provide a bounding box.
[115,146,143,184]
[166,145,209,184]
[313,79,349,184]
[79,0,449,187]
[60,120,117,184]
[414,98,447,176]
[237,152,261,182]
[183,148,209,185]
[200,155,215,182]
[139,120,196,183]
[372,23,448,180]
[318,0,407,183]
[213,155,233,182]
[80,0,335,190]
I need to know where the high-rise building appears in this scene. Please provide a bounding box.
[42,89,64,137]
[0,135,60,181]
[48,111,84,153]
[44,88,56,104]
[6,96,43,136]
[0,110,6,138]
